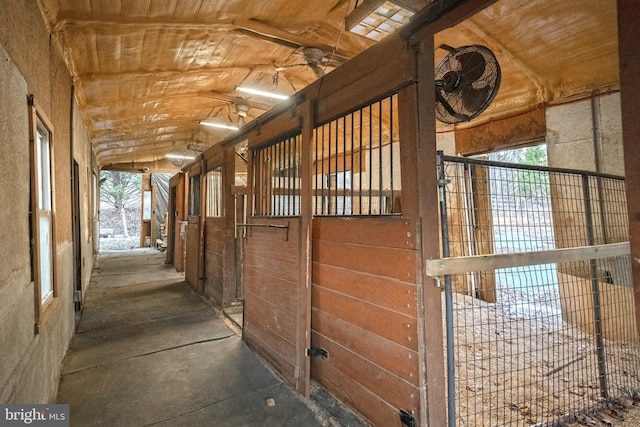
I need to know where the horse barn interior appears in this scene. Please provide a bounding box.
[2,0,640,426]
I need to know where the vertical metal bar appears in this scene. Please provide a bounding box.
[276,142,280,215]
[335,118,340,214]
[270,144,274,215]
[253,149,258,216]
[582,173,609,399]
[389,95,394,213]
[350,112,354,213]
[314,128,318,215]
[287,137,291,215]
[438,151,456,427]
[368,105,373,215]
[378,99,383,214]
[359,108,363,215]
[257,147,262,215]
[292,135,296,215]
[343,115,347,215]
[328,121,332,214]
[274,143,278,216]
[289,137,293,215]
[321,125,326,215]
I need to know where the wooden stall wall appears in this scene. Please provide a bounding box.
[202,148,239,308]
[204,216,225,303]
[185,214,201,293]
[243,217,304,390]
[311,217,422,426]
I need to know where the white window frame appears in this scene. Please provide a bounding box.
[29,97,57,333]
[206,167,224,217]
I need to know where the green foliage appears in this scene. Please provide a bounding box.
[518,146,549,199]
[522,145,548,167]
[100,171,142,210]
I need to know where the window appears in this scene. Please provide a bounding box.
[189,174,201,215]
[206,167,223,217]
[29,96,57,330]
[142,190,152,220]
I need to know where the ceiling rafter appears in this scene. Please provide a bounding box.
[75,65,272,81]
[90,124,197,144]
[95,139,193,158]
[51,15,357,62]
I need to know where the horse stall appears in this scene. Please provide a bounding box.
[182,161,204,293]
[169,0,640,425]
[201,146,239,308]
[236,28,447,425]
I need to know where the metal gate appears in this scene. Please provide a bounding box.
[429,152,640,426]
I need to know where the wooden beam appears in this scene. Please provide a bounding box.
[402,0,499,42]
[425,242,631,277]
[410,34,448,426]
[234,19,355,62]
[297,99,314,397]
[618,0,640,336]
[455,108,546,155]
[102,158,182,173]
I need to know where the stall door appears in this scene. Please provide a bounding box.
[185,173,203,293]
[242,118,311,395]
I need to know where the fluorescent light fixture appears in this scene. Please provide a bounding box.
[166,154,196,160]
[236,86,289,100]
[200,121,239,131]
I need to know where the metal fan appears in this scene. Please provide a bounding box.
[434,44,501,124]
[276,47,339,78]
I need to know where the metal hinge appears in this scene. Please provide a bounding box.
[399,409,416,427]
[306,348,328,359]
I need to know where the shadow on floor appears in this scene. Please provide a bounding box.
[57,249,343,427]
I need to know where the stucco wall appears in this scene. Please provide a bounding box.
[0,1,94,403]
[73,98,98,299]
[546,93,624,175]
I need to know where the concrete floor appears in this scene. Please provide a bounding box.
[56,249,342,427]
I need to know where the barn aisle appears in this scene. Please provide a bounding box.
[56,249,326,426]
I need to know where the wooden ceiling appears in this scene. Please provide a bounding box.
[37,0,619,170]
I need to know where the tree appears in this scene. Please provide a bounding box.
[518,145,549,201]
[100,171,142,237]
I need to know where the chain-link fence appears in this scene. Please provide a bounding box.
[432,153,639,426]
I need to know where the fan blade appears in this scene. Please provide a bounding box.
[436,89,470,123]
[461,84,491,114]
[310,64,325,79]
[457,51,486,83]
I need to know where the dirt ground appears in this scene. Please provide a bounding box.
[450,291,640,426]
[566,398,640,426]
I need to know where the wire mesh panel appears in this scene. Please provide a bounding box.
[252,132,302,217]
[437,153,640,426]
[312,93,401,216]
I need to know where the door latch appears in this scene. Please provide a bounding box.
[306,348,328,359]
[399,409,416,427]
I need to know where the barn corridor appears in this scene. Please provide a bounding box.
[55,249,328,426]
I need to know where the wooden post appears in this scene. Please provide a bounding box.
[297,100,313,396]
[223,147,238,307]
[398,37,446,425]
[618,0,640,336]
